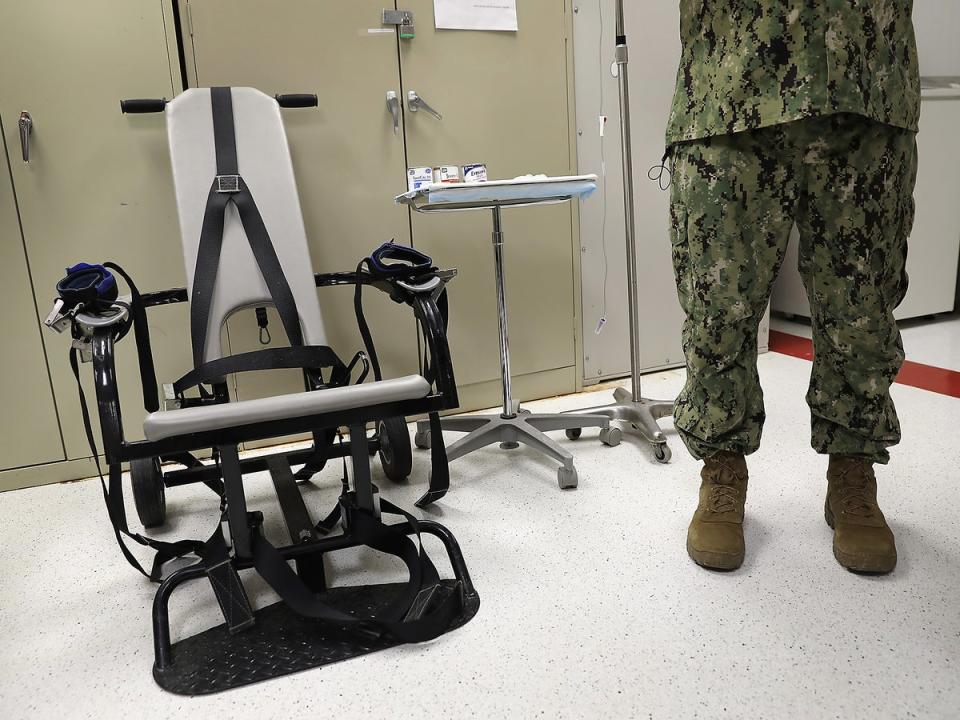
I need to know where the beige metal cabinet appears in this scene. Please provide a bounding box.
[179,0,418,410]
[0,0,581,488]
[0,124,63,469]
[0,0,188,461]
[179,0,581,411]
[400,0,580,406]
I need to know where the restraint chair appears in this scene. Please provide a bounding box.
[50,87,477,695]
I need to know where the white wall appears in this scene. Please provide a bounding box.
[573,1,688,383]
[914,2,960,76]
[573,2,768,384]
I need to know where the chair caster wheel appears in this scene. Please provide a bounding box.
[130,456,166,528]
[378,417,412,482]
[558,465,578,489]
[414,430,431,450]
[599,427,622,447]
[565,428,582,440]
[653,443,672,464]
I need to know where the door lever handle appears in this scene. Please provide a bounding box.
[407,90,442,120]
[386,91,401,134]
[18,111,33,163]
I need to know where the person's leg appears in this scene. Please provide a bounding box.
[670,128,799,460]
[670,127,798,569]
[795,114,916,463]
[794,114,917,573]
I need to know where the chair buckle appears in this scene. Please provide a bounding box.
[216,175,240,193]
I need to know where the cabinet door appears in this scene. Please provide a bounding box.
[181,0,415,412]
[0,123,63,469]
[399,0,578,403]
[0,0,188,458]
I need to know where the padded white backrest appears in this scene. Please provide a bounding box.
[166,87,326,363]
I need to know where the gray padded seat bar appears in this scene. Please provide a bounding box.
[143,375,431,441]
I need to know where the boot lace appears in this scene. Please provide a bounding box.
[703,455,744,513]
[707,485,741,513]
[833,460,877,518]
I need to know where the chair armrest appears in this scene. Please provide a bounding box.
[314,269,459,405]
[141,287,189,308]
[314,269,457,298]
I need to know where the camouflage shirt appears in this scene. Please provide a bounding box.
[666,1,921,143]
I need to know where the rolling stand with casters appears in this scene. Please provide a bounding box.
[564,1,675,463]
[398,178,619,490]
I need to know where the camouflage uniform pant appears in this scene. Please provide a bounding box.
[669,114,918,463]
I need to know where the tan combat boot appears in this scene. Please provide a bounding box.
[825,456,897,574]
[686,452,748,570]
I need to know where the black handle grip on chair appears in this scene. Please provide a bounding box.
[120,98,168,114]
[275,94,318,109]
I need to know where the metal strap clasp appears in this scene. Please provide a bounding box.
[216,175,240,193]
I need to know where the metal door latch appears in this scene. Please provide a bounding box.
[382,9,414,38]
[407,90,442,120]
[386,91,401,134]
[18,111,33,163]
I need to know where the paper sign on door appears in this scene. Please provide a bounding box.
[433,0,518,32]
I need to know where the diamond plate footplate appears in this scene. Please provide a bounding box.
[153,580,480,695]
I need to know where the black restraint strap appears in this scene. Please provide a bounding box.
[70,347,203,581]
[353,260,384,383]
[421,289,450,386]
[190,87,304,369]
[173,345,345,396]
[103,263,160,413]
[351,256,453,507]
[211,84,238,174]
[416,411,450,508]
[416,288,452,506]
[353,264,450,387]
[251,497,461,642]
[202,519,256,633]
[292,427,339,482]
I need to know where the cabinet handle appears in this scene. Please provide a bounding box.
[386,91,401,134]
[407,90,442,120]
[18,111,32,163]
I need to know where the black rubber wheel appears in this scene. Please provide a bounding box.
[565,428,582,440]
[378,416,413,483]
[653,443,672,464]
[130,456,166,528]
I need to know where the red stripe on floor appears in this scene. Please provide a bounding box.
[768,330,814,361]
[895,361,960,397]
[769,330,960,399]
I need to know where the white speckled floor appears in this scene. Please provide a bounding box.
[1,352,958,719]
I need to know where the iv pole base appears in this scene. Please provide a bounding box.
[567,0,677,466]
[565,386,675,463]
[415,411,613,489]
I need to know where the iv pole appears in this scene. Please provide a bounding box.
[567,0,675,462]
